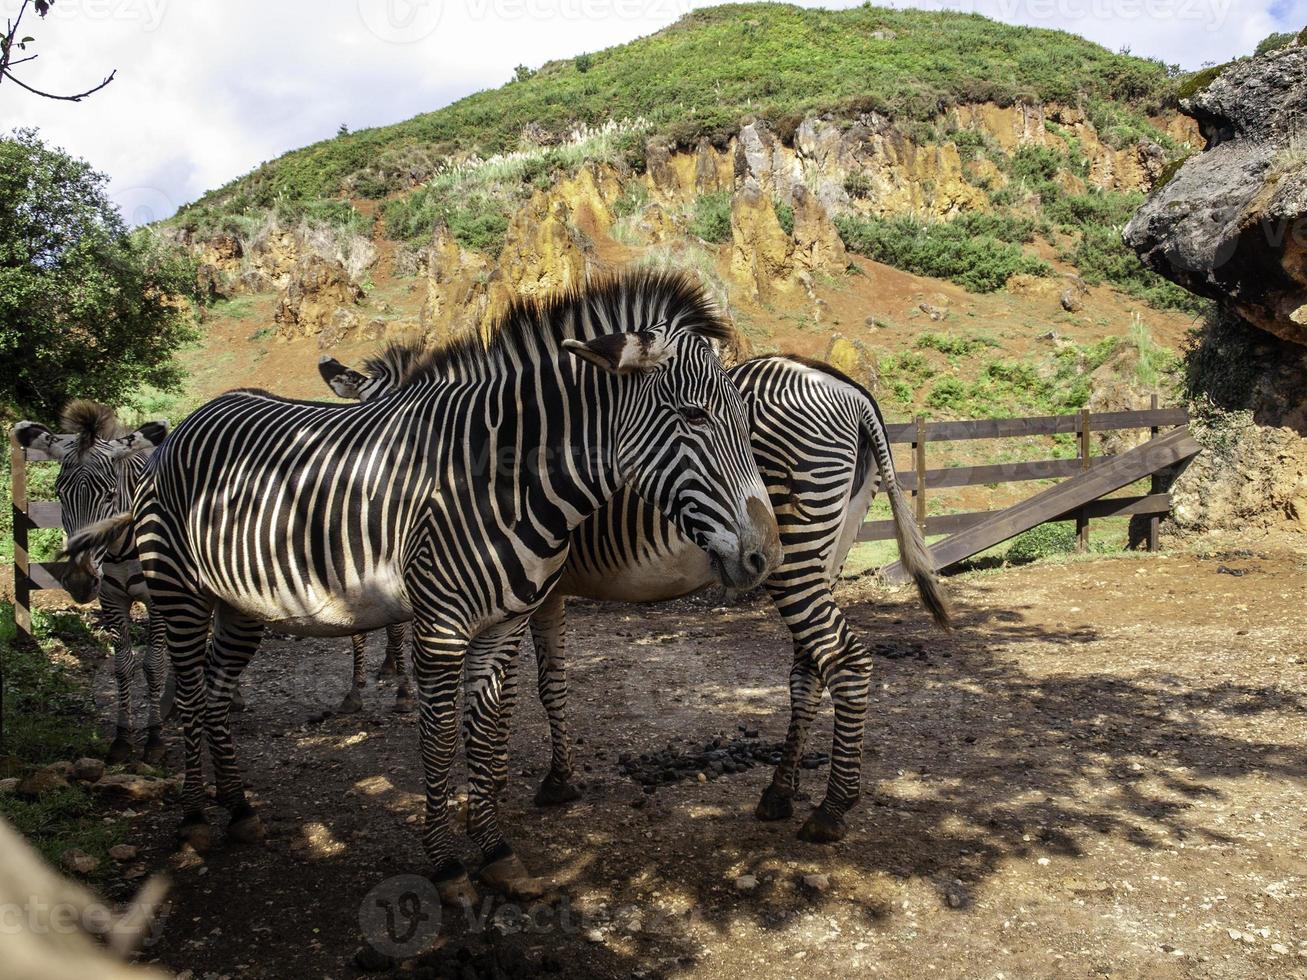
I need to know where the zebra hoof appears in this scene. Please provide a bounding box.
[755,784,795,822]
[376,659,398,680]
[228,811,265,845]
[478,854,551,901]
[435,873,479,909]
[393,691,416,713]
[533,773,581,807]
[178,818,214,853]
[336,690,364,715]
[231,688,247,713]
[797,809,847,844]
[106,736,135,765]
[143,734,167,767]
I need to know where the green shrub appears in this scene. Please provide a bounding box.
[1063,226,1209,313]
[1006,522,1077,565]
[915,332,1001,357]
[574,53,593,73]
[384,189,510,254]
[690,191,733,244]
[773,198,795,236]
[843,171,874,200]
[612,183,650,219]
[836,214,1049,293]
[1255,32,1294,56]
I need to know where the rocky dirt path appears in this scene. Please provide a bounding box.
[63,542,1307,978]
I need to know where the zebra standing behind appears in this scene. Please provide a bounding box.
[66,270,780,905]
[12,402,170,764]
[321,350,950,842]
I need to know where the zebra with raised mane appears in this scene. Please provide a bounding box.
[12,402,170,764]
[66,270,779,905]
[319,349,950,842]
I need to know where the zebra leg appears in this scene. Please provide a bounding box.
[337,634,366,715]
[101,584,137,764]
[798,638,871,844]
[464,623,549,901]
[410,617,477,907]
[528,590,579,806]
[142,606,169,766]
[206,605,266,844]
[388,624,415,712]
[378,622,405,680]
[161,594,217,852]
[755,651,822,822]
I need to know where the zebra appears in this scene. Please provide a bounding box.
[338,623,412,715]
[12,402,171,765]
[318,349,950,842]
[65,270,780,905]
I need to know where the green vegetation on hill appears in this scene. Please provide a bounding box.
[176,2,1182,217]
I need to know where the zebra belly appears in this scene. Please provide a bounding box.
[560,537,714,603]
[215,569,412,638]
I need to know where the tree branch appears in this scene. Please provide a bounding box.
[2,67,115,101]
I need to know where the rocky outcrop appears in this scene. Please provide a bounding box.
[790,184,847,277]
[728,178,793,303]
[273,254,364,340]
[1124,43,1307,347]
[417,228,495,347]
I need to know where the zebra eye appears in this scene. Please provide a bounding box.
[678,405,710,427]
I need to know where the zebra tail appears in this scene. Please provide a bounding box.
[61,512,134,564]
[859,405,953,630]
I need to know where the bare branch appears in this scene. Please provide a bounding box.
[0,0,117,102]
[2,67,116,101]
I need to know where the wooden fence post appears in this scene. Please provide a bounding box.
[10,435,31,639]
[1077,408,1091,551]
[1148,394,1161,552]
[914,415,927,534]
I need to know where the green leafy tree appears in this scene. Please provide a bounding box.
[0,128,198,422]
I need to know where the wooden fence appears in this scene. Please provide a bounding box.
[864,396,1191,569]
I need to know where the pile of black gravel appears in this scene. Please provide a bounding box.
[616,726,829,790]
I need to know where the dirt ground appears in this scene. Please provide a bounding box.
[18,533,1307,980]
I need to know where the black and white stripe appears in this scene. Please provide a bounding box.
[13,403,171,764]
[70,270,778,903]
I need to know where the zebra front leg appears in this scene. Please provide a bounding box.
[491,643,520,796]
[102,588,137,764]
[798,640,871,844]
[142,607,169,766]
[411,618,477,907]
[463,622,549,901]
[336,634,367,715]
[206,606,266,844]
[528,590,579,805]
[755,651,822,822]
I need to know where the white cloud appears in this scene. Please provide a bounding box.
[2,0,1300,223]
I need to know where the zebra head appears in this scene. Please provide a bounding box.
[12,402,167,603]
[563,325,781,591]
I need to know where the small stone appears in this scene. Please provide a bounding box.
[697,772,707,783]
[73,758,106,783]
[1037,857,1050,866]
[123,863,148,881]
[17,767,70,798]
[584,928,605,944]
[0,778,18,794]
[108,844,138,861]
[61,848,100,875]
[1272,944,1289,955]
[735,874,759,893]
[946,892,962,908]
[801,873,830,893]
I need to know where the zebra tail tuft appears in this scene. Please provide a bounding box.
[860,407,953,631]
[61,512,134,564]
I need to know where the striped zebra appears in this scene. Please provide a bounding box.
[66,270,779,904]
[339,624,412,714]
[12,403,170,765]
[319,350,950,842]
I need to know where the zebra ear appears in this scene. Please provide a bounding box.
[319,356,370,400]
[106,420,168,459]
[12,422,77,459]
[562,331,670,375]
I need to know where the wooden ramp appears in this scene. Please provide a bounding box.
[879,425,1201,584]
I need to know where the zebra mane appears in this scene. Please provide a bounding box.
[59,400,122,455]
[386,269,733,388]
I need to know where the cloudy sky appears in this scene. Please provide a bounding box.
[3,0,1302,224]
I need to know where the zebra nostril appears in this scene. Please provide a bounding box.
[744,550,767,577]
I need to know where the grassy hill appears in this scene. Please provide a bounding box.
[177,3,1182,221]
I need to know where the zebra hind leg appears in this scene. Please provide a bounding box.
[206,605,266,844]
[336,633,367,715]
[386,623,415,712]
[160,594,217,852]
[142,607,169,766]
[797,639,871,844]
[377,621,405,679]
[528,591,580,806]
